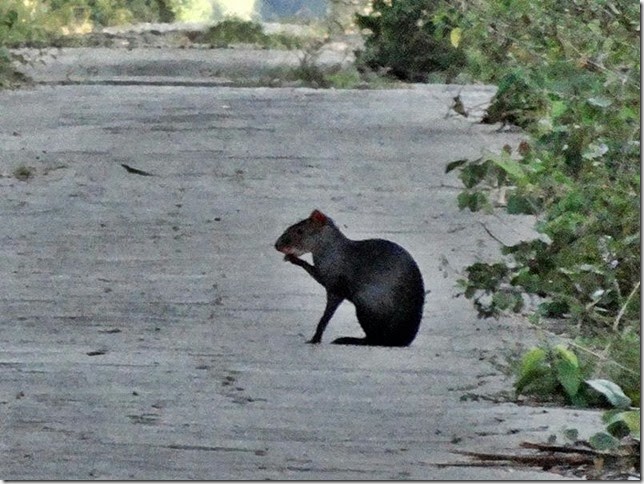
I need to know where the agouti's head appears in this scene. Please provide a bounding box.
[275,209,330,256]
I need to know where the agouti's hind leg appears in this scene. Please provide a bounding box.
[332,336,412,347]
[331,336,369,345]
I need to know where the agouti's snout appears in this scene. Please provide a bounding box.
[274,234,286,253]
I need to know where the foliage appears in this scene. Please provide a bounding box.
[586,379,632,410]
[0,0,54,46]
[560,380,639,455]
[515,343,639,410]
[354,0,466,82]
[0,0,178,86]
[325,65,363,89]
[170,0,212,22]
[515,344,597,407]
[516,345,639,474]
[599,330,641,406]
[45,0,172,28]
[0,47,27,88]
[194,19,270,46]
[599,408,640,443]
[1,1,174,46]
[0,0,50,87]
[436,0,640,398]
[3,1,269,45]
[192,19,303,49]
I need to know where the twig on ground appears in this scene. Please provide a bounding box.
[121,163,154,176]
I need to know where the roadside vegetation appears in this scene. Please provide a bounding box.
[357,0,639,459]
[0,0,380,89]
[0,0,171,86]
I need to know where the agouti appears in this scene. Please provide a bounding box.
[275,210,425,346]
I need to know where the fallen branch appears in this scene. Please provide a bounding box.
[520,441,607,456]
[451,449,594,467]
[437,439,640,478]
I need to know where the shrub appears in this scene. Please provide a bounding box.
[354,0,466,82]
[441,0,639,398]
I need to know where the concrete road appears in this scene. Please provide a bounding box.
[0,75,602,478]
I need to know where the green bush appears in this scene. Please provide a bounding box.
[446,2,639,319]
[0,0,175,47]
[0,0,55,86]
[0,1,52,46]
[54,0,175,26]
[436,0,640,398]
[195,19,268,46]
[192,19,303,49]
[354,0,466,82]
[0,0,176,86]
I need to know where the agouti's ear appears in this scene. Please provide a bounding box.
[310,209,327,225]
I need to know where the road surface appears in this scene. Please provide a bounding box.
[0,44,602,480]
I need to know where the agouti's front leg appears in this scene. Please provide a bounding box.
[284,255,343,344]
[284,254,324,285]
[307,292,343,344]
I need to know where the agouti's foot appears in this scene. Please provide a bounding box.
[331,336,369,345]
[306,337,321,344]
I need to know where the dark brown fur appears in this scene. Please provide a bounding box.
[275,210,425,346]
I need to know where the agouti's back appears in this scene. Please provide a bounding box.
[275,210,425,346]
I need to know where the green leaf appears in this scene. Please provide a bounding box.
[496,72,520,96]
[585,379,632,409]
[450,27,462,48]
[620,410,640,439]
[589,431,620,450]
[554,345,579,368]
[550,100,567,118]
[492,290,515,310]
[604,410,640,440]
[457,191,488,212]
[515,347,547,393]
[521,347,547,371]
[552,345,582,402]
[466,262,509,289]
[459,162,489,188]
[538,300,569,317]
[445,158,469,174]
[606,418,632,439]
[554,358,582,401]
[515,366,549,394]
[457,192,471,210]
[492,156,526,181]
[563,427,579,442]
[506,193,535,214]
